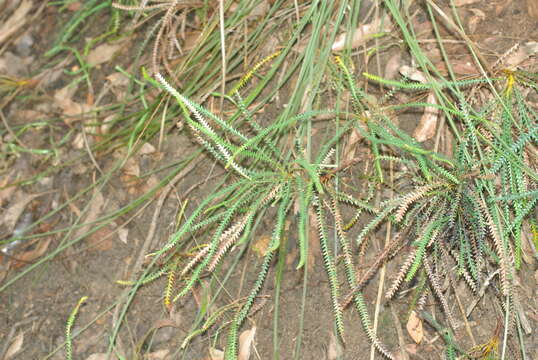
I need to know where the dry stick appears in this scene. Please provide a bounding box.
[390,304,409,360]
[81,125,104,176]
[218,0,226,115]
[0,108,27,149]
[342,227,406,308]
[465,269,500,317]
[0,316,39,360]
[132,156,205,278]
[451,282,477,346]
[369,161,393,360]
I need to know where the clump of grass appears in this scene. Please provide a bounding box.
[337,46,537,357]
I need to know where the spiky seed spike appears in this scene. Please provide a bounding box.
[228,51,281,96]
[395,184,438,223]
[65,296,88,360]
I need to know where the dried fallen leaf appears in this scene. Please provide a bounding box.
[332,18,392,51]
[85,354,108,360]
[86,43,122,67]
[3,331,24,360]
[326,331,344,360]
[209,348,224,360]
[0,172,16,207]
[467,8,486,33]
[11,238,51,268]
[0,52,28,77]
[0,0,33,44]
[384,52,402,80]
[413,92,439,142]
[73,191,105,241]
[140,142,156,155]
[399,65,427,83]
[86,226,114,252]
[67,2,82,11]
[495,0,514,14]
[238,326,256,360]
[252,235,271,258]
[453,0,480,6]
[406,311,423,344]
[504,42,538,68]
[2,192,42,232]
[54,85,92,119]
[118,228,129,244]
[398,66,439,142]
[146,349,170,360]
[528,0,538,19]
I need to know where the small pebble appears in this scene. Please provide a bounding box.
[15,33,34,57]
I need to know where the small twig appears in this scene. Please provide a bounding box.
[390,304,409,360]
[342,230,406,308]
[451,281,476,346]
[218,0,226,115]
[370,159,393,360]
[465,269,499,317]
[81,125,104,175]
[0,108,28,149]
[419,311,467,356]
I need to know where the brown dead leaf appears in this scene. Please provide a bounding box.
[495,0,514,15]
[406,311,423,344]
[529,0,538,18]
[67,2,82,11]
[183,31,202,51]
[238,326,256,360]
[0,172,16,207]
[384,52,402,80]
[453,0,480,5]
[0,52,29,77]
[11,238,51,268]
[252,235,271,258]
[3,331,24,360]
[520,225,535,265]
[413,92,439,142]
[2,192,42,233]
[326,331,344,360]
[106,72,130,101]
[342,128,363,164]
[399,65,427,83]
[85,354,108,360]
[209,348,224,360]
[404,343,419,355]
[140,142,157,155]
[467,9,485,33]
[249,0,269,18]
[398,66,439,142]
[86,226,114,252]
[0,0,33,44]
[86,43,122,67]
[451,59,479,76]
[146,349,170,360]
[504,42,538,68]
[118,228,129,244]
[123,157,140,177]
[73,191,105,241]
[54,85,92,119]
[332,18,392,51]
